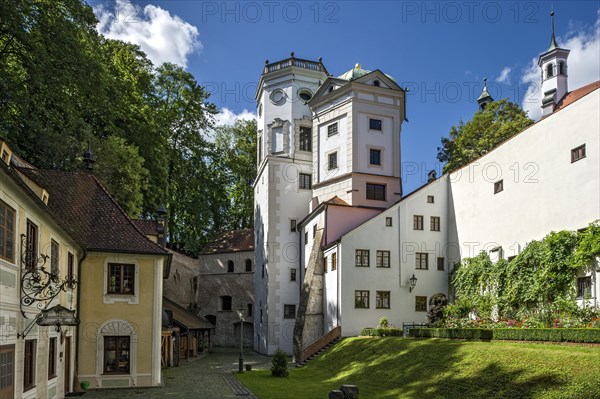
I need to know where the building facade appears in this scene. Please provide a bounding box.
[255,20,600,358]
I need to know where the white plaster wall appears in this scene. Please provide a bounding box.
[356,112,394,176]
[323,246,339,331]
[317,115,349,182]
[448,90,600,261]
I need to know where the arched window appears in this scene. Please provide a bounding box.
[559,61,565,75]
[245,259,252,272]
[546,63,554,78]
[227,260,234,273]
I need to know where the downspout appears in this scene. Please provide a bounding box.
[74,248,87,392]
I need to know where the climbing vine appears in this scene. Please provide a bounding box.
[448,221,600,326]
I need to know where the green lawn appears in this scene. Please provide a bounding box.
[237,337,600,399]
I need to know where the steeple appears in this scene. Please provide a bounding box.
[477,78,494,111]
[537,11,570,117]
[548,10,558,51]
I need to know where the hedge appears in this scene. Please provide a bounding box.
[361,327,404,337]
[408,328,600,343]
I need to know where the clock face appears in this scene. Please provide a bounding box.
[270,89,285,104]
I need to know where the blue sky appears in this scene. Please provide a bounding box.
[91,0,600,193]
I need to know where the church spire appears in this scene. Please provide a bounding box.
[548,10,558,51]
[477,78,494,111]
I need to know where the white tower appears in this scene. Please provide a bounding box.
[254,54,328,355]
[538,11,570,117]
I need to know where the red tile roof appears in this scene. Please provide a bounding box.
[554,80,600,112]
[200,228,254,254]
[17,167,167,255]
[324,196,350,206]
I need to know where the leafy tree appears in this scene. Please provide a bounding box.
[271,348,289,377]
[214,119,257,230]
[437,99,534,173]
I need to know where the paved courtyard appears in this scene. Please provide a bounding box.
[83,348,272,399]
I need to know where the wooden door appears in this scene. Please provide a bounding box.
[64,337,71,394]
[0,345,15,399]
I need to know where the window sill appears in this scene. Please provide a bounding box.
[571,156,586,163]
[102,372,131,375]
[24,385,36,392]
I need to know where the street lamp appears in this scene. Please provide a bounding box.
[409,274,418,293]
[237,305,245,373]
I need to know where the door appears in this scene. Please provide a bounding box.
[64,337,71,394]
[0,345,15,399]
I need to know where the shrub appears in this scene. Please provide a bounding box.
[360,327,404,337]
[409,328,600,343]
[378,317,389,328]
[270,348,289,377]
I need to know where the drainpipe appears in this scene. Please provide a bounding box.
[74,249,87,392]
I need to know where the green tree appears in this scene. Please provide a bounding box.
[437,99,534,173]
[214,119,257,230]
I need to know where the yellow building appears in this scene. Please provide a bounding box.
[1,140,172,395]
[1,140,82,399]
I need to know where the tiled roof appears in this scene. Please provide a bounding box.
[201,228,254,255]
[554,80,600,112]
[163,297,214,330]
[324,196,350,206]
[132,219,159,236]
[17,167,167,255]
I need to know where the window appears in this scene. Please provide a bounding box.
[413,215,424,230]
[48,337,57,378]
[430,217,440,232]
[262,264,265,278]
[427,195,434,203]
[385,217,392,227]
[258,136,262,160]
[299,127,312,151]
[571,144,586,163]
[312,224,317,238]
[416,253,428,270]
[0,199,15,262]
[331,252,337,271]
[559,61,565,75]
[220,296,232,311]
[24,340,36,390]
[284,304,296,318]
[437,257,445,271]
[323,256,328,273]
[304,231,308,245]
[1,150,8,163]
[50,240,59,276]
[366,183,386,201]
[355,290,369,308]
[291,219,297,232]
[227,260,234,273]
[355,249,369,267]
[376,291,390,309]
[103,336,130,373]
[290,268,297,282]
[546,63,553,78]
[369,149,381,165]
[369,118,382,130]
[247,304,253,317]
[327,122,338,137]
[298,90,312,102]
[373,80,380,87]
[67,252,75,288]
[245,259,252,272]
[328,152,338,170]
[25,220,38,270]
[299,173,312,189]
[376,250,390,268]
[415,296,427,312]
[577,277,592,298]
[494,180,503,194]
[107,263,135,294]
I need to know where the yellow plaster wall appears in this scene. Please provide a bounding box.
[78,253,159,377]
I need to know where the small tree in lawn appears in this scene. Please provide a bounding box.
[271,348,289,377]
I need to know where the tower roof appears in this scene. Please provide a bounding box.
[548,11,559,51]
[477,78,493,101]
[338,63,397,82]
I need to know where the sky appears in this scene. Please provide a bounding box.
[89,0,600,194]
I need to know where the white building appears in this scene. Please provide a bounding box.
[254,20,600,358]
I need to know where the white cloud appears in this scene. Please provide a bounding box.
[215,108,256,127]
[521,10,600,120]
[94,0,200,68]
[496,67,512,84]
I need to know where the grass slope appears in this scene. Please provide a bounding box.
[237,337,600,399]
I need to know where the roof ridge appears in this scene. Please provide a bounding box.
[89,174,168,254]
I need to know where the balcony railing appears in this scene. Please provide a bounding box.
[263,55,328,75]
